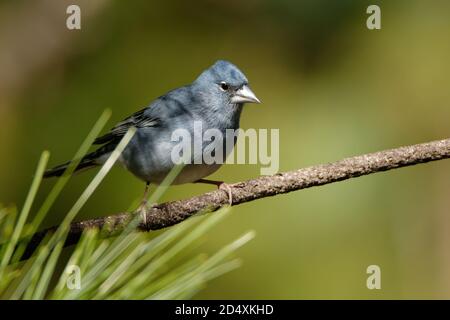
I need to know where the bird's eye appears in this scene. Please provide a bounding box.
[219,82,229,91]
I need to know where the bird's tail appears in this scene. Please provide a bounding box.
[43,143,117,178]
[43,156,98,178]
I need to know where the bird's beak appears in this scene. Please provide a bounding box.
[231,85,261,104]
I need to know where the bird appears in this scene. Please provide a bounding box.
[44,60,261,213]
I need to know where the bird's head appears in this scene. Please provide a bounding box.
[194,60,261,106]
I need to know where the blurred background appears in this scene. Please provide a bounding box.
[1,0,449,299]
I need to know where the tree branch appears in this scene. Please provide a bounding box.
[23,138,450,259]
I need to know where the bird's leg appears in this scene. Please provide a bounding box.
[136,182,150,225]
[195,179,233,206]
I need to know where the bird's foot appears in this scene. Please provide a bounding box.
[194,179,233,206]
[136,200,152,226]
[218,182,233,206]
[136,182,152,226]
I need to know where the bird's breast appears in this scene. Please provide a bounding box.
[119,108,242,184]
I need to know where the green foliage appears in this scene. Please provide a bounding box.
[0,111,253,299]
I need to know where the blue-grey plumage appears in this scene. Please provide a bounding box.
[44,60,260,189]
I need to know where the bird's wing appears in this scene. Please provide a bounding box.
[94,107,160,145]
[94,85,195,145]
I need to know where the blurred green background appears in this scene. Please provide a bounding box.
[1,0,449,299]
